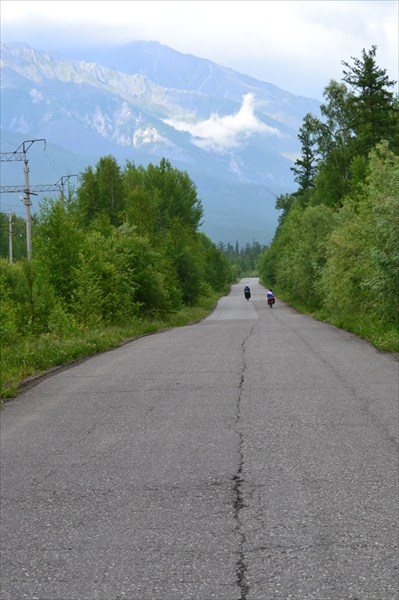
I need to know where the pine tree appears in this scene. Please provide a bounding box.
[291,113,319,192]
[342,45,398,154]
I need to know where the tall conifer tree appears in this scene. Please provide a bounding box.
[342,45,398,153]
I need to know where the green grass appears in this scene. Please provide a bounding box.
[0,292,222,400]
[260,282,399,354]
[319,313,399,353]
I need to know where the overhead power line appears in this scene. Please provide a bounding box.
[1,139,78,260]
[0,139,47,259]
[0,175,78,196]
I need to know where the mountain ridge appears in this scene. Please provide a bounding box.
[0,41,319,244]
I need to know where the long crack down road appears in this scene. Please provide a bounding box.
[1,279,398,600]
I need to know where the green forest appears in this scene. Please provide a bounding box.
[1,46,398,397]
[258,46,398,351]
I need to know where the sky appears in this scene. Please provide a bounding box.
[1,0,398,100]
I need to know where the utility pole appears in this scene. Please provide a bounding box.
[8,210,13,264]
[59,175,78,207]
[0,138,46,260]
[23,153,33,259]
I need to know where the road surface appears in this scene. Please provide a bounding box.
[1,278,398,599]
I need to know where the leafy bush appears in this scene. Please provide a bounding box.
[0,266,19,346]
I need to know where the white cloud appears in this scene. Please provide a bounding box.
[164,93,282,152]
[1,1,397,100]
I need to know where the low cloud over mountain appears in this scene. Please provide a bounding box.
[165,93,282,152]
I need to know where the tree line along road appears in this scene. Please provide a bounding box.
[1,278,398,599]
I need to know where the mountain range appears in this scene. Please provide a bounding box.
[0,41,320,244]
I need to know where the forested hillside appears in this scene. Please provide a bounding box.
[0,159,232,396]
[258,47,399,350]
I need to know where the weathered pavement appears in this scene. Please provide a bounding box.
[1,278,398,599]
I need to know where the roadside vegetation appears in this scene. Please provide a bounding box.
[1,159,232,398]
[2,46,397,398]
[258,46,399,352]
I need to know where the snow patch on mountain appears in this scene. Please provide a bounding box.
[228,155,242,176]
[29,88,46,103]
[133,126,171,148]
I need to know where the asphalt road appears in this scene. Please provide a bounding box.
[1,278,398,600]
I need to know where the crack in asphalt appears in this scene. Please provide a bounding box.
[233,326,255,600]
